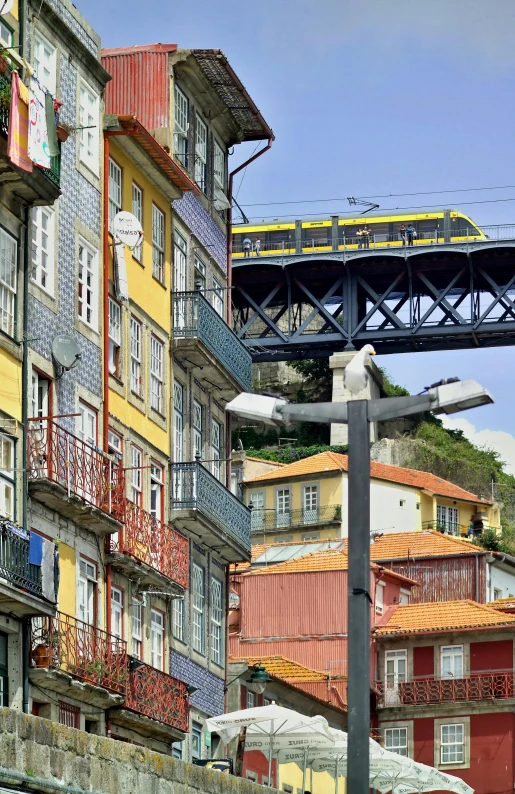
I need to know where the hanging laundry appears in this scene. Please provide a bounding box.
[113,242,129,301]
[45,91,59,157]
[7,71,32,172]
[28,76,50,169]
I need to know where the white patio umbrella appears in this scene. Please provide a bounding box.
[206,703,334,787]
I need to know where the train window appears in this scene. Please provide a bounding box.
[366,222,389,238]
[302,226,331,244]
[452,216,480,235]
[268,229,294,244]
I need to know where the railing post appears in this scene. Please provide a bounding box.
[108,460,112,514]
[65,435,71,497]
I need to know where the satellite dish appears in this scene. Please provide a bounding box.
[113,211,143,249]
[0,0,14,16]
[52,335,82,371]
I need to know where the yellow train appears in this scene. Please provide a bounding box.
[232,208,485,257]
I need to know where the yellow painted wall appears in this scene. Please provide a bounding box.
[279,762,344,794]
[0,348,22,421]
[247,475,341,511]
[109,389,168,452]
[57,542,76,617]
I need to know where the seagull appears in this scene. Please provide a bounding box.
[344,344,376,395]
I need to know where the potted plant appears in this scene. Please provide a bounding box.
[56,122,73,143]
[0,48,11,75]
[85,659,108,684]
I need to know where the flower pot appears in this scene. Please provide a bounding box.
[33,644,51,668]
[57,126,70,143]
[0,57,8,75]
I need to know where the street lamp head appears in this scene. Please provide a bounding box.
[246,664,271,695]
[226,393,287,426]
[429,379,494,415]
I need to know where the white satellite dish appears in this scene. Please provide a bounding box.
[52,335,81,371]
[113,211,143,249]
[0,0,14,16]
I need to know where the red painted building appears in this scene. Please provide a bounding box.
[375,600,515,794]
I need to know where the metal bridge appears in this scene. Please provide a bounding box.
[231,225,515,361]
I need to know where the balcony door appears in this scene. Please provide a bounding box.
[276,488,291,528]
[303,485,319,524]
[250,491,265,530]
[384,649,407,706]
[173,381,184,501]
[441,645,463,679]
[173,232,187,329]
[77,402,98,504]
[29,370,50,479]
[437,505,459,535]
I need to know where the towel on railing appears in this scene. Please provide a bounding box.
[8,71,33,172]
[28,532,43,566]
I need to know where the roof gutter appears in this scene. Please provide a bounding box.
[376,622,515,639]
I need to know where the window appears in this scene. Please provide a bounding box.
[211,419,222,480]
[385,727,408,757]
[0,21,13,49]
[303,484,319,522]
[437,505,460,535]
[194,255,206,291]
[173,84,189,167]
[152,205,165,283]
[31,370,49,420]
[0,435,14,520]
[79,81,99,172]
[108,299,121,377]
[150,336,164,413]
[250,490,265,530]
[130,316,142,394]
[173,230,187,293]
[172,742,183,760]
[194,114,207,191]
[108,158,122,230]
[212,278,224,317]
[416,503,420,510]
[108,428,122,459]
[131,183,143,261]
[399,499,406,508]
[213,140,225,189]
[441,646,463,678]
[192,563,205,653]
[150,609,164,670]
[173,380,184,461]
[130,445,142,506]
[384,649,407,705]
[31,206,54,294]
[0,632,7,706]
[276,488,291,527]
[193,400,203,459]
[263,697,271,707]
[59,701,80,729]
[111,587,123,639]
[211,577,223,665]
[493,588,503,600]
[283,786,294,794]
[78,239,98,328]
[78,402,97,447]
[172,596,184,642]
[440,724,464,765]
[33,31,56,94]
[77,558,96,626]
[131,599,142,659]
[302,533,320,541]
[150,461,163,522]
[399,589,410,605]
[0,228,17,337]
[192,721,202,760]
[246,689,255,709]
[375,581,385,615]
[246,772,258,783]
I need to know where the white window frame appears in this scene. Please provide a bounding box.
[151,204,165,283]
[173,230,187,293]
[172,595,184,642]
[150,460,163,522]
[173,380,184,461]
[150,608,164,671]
[375,581,385,615]
[108,158,122,231]
[0,228,17,338]
[150,335,164,413]
[33,30,56,95]
[191,721,202,760]
[440,645,463,679]
[131,183,143,261]
[213,139,225,189]
[384,727,408,757]
[108,298,121,377]
[194,255,206,290]
[111,586,123,640]
[131,599,142,659]
[0,21,13,49]
[78,238,98,329]
[212,277,224,317]
[78,401,97,447]
[0,434,14,520]
[192,563,205,654]
[31,206,55,295]
[440,723,464,765]
[77,558,96,626]
[130,316,142,395]
[246,689,255,709]
[211,419,222,480]
[193,399,203,459]
[437,504,460,535]
[78,80,99,174]
[194,114,207,191]
[211,576,223,666]
[130,444,142,506]
[173,84,189,167]
[276,487,291,527]
[31,369,49,421]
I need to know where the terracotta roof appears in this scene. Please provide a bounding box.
[230,655,329,682]
[244,452,492,505]
[246,456,286,466]
[376,600,515,636]
[248,547,350,574]
[370,531,483,561]
[487,598,515,613]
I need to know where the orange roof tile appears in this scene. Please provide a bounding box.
[487,598,515,612]
[248,547,350,574]
[376,600,515,636]
[229,654,330,682]
[244,451,492,505]
[246,456,286,467]
[370,531,483,560]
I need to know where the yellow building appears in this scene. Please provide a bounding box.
[243,451,500,545]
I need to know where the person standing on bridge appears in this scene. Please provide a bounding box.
[407,224,415,246]
[243,236,252,257]
[399,224,406,246]
[254,238,261,256]
[356,227,363,248]
[362,226,371,248]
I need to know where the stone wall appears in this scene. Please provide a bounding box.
[0,709,270,794]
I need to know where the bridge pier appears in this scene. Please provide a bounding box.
[329,351,383,445]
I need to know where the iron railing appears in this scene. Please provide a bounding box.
[376,672,514,707]
[172,292,252,392]
[31,611,129,694]
[107,500,189,589]
[421,520,500,537]
[170,462,251,552]
[250,504,342,532]
[0,521,42,596]
[27,419,126,521]
[125,661,189,733]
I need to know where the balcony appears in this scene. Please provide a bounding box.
[376,672,514,708]
[0,521,56,617]
[172,292,252,397]
[30,611,128,708]
[109,662,189,742]
[106,499,189,591]
[0,68,61,204]
[27,420,125,535]
[170,462,251,562]
[251,504,342,535]
[422,520,501,538]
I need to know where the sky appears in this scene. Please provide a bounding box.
[81,0,515,472]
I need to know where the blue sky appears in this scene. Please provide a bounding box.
[83,0,515,469]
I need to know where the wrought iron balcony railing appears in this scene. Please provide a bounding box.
[421,520,500,537]
[31,611,129,694]
[0,71,61,188]
[172,292,252,392]
[250,504,342,533]
[0,521,42,596]
[376,671,514,707]
[125,662,189,733]
[170,462,251,552]
[107,499,189,589]
[27,419,125,521]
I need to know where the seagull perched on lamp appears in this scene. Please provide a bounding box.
[343,344,376,395]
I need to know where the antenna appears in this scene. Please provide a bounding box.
[0,0,15,16]
[51,335,81,379]
[112,211,143,249]
[347,197,380,215]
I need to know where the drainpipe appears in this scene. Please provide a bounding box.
[224,564,231,713]
[475,552,479,602]
[21,205,30,713]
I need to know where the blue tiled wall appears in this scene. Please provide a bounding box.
[170,650,225,717]
[173,193,226,273]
